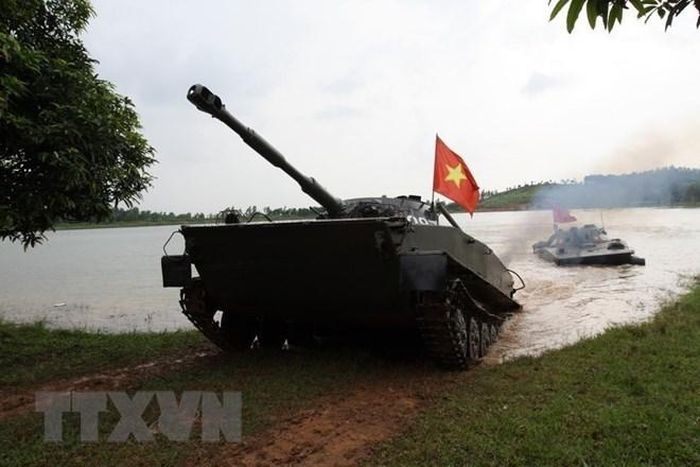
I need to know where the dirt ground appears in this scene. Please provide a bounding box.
[0,350,217,421]
[1,346,475,465]
[191,370,460,466]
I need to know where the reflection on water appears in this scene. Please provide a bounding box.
[0,225,190,332]
[0,208,698,359]
[460,208,700,360]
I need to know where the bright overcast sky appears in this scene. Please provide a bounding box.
[83,1,700,214]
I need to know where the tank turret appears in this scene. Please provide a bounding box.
[187,84,345,218]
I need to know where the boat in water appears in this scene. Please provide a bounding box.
[532,224,645,266]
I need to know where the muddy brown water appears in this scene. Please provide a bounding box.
[0,208,697,359]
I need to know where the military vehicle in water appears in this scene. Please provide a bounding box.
[532,224,645,266]
[161,84,523,369]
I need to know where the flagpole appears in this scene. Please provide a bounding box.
[432,133,438,223]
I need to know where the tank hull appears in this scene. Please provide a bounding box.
[535,246,636,266]
[180,217,518,328]
[532,224,645,267]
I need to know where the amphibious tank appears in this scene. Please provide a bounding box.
[532,224,645,266]
[161,84,522,369]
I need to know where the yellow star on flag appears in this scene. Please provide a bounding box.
[444,163,467,188]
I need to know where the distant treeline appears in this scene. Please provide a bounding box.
[110,209,209,223]
[61,166,699,227]
[535,167,700,209]
[61,205,317,226]
[448,166,700,212]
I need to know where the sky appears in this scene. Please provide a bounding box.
[83,1,700,214]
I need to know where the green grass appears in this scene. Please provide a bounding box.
[0,348,425,466]
[2,282,698,466]
[444,183,557,212]
[479,184,554,210]
[371,280,700,466]
[0,320,207,389]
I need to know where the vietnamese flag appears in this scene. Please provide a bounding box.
[552,205,577,224]
[433,135,480,215]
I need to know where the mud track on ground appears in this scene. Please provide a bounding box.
[192,368,461,467]
[0,348,218,421]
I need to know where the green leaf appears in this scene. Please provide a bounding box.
[0,0,154,248]
[550,0,571,20]
[665,11,675,29]
[567,0,587,32]
[608,2,623,31]
[628,0,645,14]
[586,0,599,29]
[600,0,610,28]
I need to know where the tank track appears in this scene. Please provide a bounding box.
[416,278,505,370]
[181,277,508,368]
[179,278,230,350]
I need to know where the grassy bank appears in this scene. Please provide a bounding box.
[0,346,427,466]
[0,320,394,465]
[1,281,698,465]
[372,280,700,466]
[0,320,207,390]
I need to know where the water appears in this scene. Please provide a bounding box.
[460,208,700,360]
[0,208,698,358]
[0,225,190,332]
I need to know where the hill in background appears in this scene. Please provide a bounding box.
[60,167,700,228]
[448,167,700,212]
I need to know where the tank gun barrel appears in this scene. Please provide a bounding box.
[187,84,345,217]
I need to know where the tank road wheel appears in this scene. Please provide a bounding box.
[448,305,469,357]
[479,321,491,357]
[179,279,257,352]
[220,312,257,351]
[416,277,510,369]
[287,324,317,348]
[180,279,226,349]
[468,317,482,360]
[489,323,499,344]
[417,279,484,370]
[258,319,287,350]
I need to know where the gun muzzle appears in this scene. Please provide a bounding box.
[187,84,223,115]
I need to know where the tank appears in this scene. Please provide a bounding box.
[532,224,646,266]
[160,84,523,370]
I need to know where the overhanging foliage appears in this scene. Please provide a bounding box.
[549,0,700,32]
[0,0,155,247]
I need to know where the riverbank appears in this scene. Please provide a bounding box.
[372,278,700,465]
[0,328,440,465]
[0,280,698,465]
[54,220,210,230]
[53,204,700,230]
[0,320,207,390]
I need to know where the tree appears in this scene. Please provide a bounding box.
[549,0,700,32]
[0,0,155,246]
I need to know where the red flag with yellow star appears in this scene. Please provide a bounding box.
[433,135,480,215]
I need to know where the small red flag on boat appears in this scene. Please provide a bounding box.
[433,135,480,215]
[552,205,577,223]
